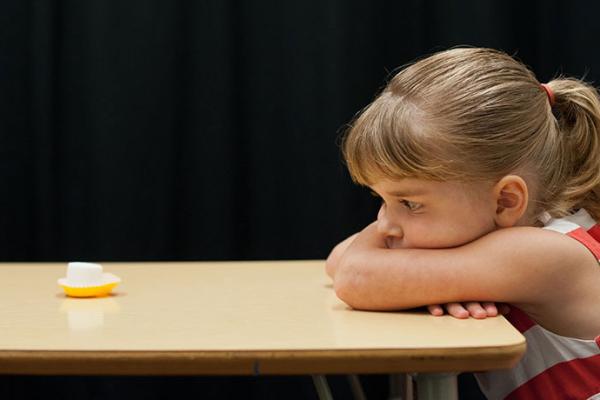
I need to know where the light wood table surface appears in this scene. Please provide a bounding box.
[0,261,525,397]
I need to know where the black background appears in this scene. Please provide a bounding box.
[1,1,599,399]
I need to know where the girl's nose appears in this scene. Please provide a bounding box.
[377,206,403,238]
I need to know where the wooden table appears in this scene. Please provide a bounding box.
[0,261,525,398]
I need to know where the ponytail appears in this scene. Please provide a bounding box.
[545,78,600,219]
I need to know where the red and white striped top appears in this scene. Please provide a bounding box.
[475,208,600,400]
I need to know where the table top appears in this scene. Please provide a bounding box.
[0,261,525,375]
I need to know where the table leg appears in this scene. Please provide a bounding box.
[416,373,458,400]
[347,375,367,400]
[312,375,334,400]
[389,374,413,400]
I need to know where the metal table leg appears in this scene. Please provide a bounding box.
[389,374,414,400]
[416,373,458,400]
[312,375,334,400]
[347,374,367,400]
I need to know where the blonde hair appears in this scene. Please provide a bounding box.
[343,47,600,220]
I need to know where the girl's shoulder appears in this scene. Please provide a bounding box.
[540,208,600,260]
[497,209,600,338]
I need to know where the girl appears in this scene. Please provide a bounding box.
[326,48,600,399]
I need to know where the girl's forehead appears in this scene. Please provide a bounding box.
[371,177,489,197]
[371,177,431,196]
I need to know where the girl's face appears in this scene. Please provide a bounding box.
[371,177,498,249]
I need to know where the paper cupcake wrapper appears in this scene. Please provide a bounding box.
[57,273,121,288]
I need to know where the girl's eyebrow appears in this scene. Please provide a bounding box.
[386,189,427,197]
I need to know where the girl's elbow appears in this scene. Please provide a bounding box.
[333,275,354,305]
[333,262,375,310]
[325,233,360,279]
[325,252,337,279]
[334,280,380,310]
[333,259,409,311]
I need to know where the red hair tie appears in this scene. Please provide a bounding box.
[540,83,555,106]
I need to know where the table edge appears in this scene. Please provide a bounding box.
[0,342,526,375]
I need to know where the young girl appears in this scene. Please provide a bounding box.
[326,48,600,399]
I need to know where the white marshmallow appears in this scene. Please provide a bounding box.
[66,262,103,286]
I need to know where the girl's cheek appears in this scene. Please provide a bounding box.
[413,226,448,248]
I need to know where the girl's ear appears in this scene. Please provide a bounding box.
[493,175,529,228]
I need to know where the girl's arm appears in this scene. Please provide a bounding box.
[333,222,592,311]
[327,230,509,318]
[325,233,358,278]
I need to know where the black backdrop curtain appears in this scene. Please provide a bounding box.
[2,1,599,399]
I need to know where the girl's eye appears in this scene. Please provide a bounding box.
[401,200,421,211]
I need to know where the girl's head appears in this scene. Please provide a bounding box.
[343,48,600,235]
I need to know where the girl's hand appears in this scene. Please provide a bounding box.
[427,302,510,319]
